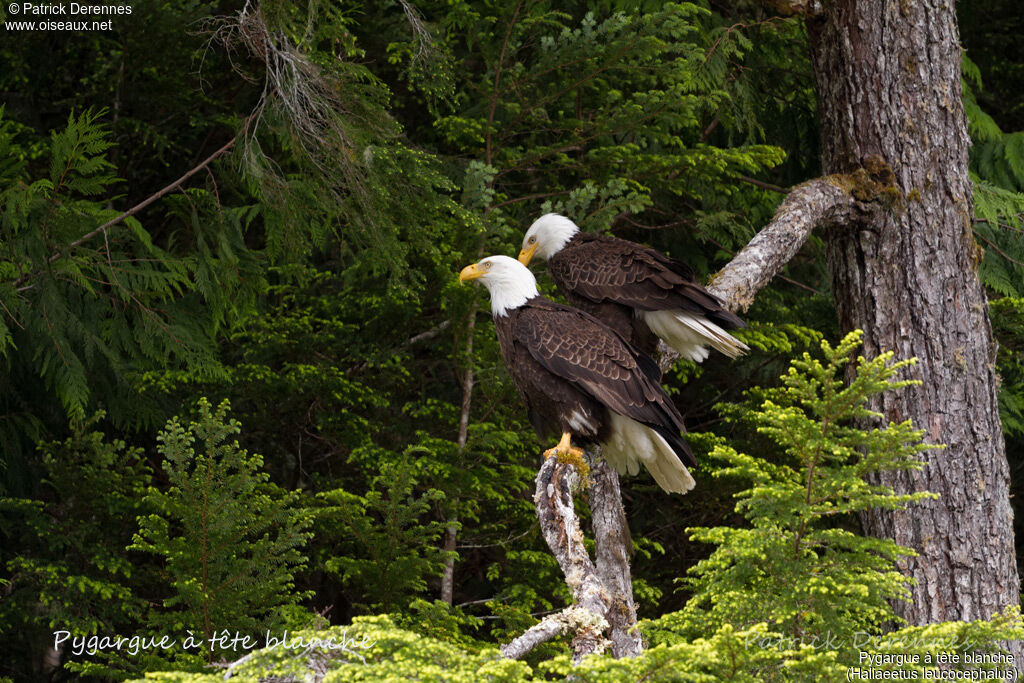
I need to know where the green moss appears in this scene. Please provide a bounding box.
[834,155,904,210]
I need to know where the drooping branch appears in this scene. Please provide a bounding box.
[504,173,868,663]
[11,133,240,292]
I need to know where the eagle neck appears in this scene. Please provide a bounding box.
[542,224,579,259]
[489,282,539,317]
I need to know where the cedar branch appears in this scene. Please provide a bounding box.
[13,133,239,292]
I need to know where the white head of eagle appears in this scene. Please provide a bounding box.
[458,255,539,317]
[519,213,580,263]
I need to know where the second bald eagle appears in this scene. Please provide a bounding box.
[519,214,748,363]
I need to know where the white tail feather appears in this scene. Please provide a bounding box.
[602,413,695,494]
[642,309,749,362]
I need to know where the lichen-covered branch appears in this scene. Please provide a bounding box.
[707,176,858,313]
[500,457,611,663]
[588,459,643,657]
[499,604,609,662]
[658,175,863,370]
[764,0,824,17]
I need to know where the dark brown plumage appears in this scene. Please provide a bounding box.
[495,296,694,470]
[520,215,748,362]
[458,255,696,494]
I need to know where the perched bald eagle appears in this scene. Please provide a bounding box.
[459,255,695,494]
[519,213,748,363]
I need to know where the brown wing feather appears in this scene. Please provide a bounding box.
[549,234,744,328]
[513,299,688,448]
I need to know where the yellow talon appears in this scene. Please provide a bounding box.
[544,432,575,459]
[543,432,590,477]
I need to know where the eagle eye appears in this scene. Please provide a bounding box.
[482,261,492,269]
[528,236,536,244]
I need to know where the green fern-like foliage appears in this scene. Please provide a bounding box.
[973,176,1024,298]
[0,416,152,676]
[426,3,787,245]
[963,56,1024,298]
[0,107,264,482]
[127,335,1024,681]
[991,297,1024,438]
[129,399,313,669]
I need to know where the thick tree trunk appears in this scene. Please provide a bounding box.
[806,0,1020,631]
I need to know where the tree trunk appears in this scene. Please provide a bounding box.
[588,459,643,657]
[806,0,1020,630]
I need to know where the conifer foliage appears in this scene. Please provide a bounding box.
[679,331,939,653]
[132,334,1023,681]
[0,417,152,678]
[130,399,312,665]
[1,0,1023,680]
[0,106,262,485]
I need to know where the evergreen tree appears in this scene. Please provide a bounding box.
[132,332,1024,681]
[130,399,313,667]
[0,418,152,679]
[678,331,937,650]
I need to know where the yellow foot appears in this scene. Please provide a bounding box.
[543,432,590,477]
[543,444,586,460]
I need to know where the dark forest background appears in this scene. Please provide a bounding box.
[1,0,1023,679]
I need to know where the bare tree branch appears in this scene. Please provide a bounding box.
[657,176,863,370]
[396,0,433,63]
[588,459,643,657]
[764,0,824,17]
[12,133,240,292]
[501,457,611,662]
[708,176,859,312]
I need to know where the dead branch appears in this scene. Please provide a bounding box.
[12,134,240,292]
[500,457,611,662]
[588,459,643,657]
[708,176,858,312]
[658,175,863,371]
[764,0,825,17]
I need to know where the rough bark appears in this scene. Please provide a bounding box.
[500,457,611,662]
[806,0,1020,636]
[588,459,643,657]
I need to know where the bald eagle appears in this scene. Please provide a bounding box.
[459,255,695,494]
[518,213,748,363]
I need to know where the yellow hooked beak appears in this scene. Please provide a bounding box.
[518,243,538,266]
[459,263,484,284]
